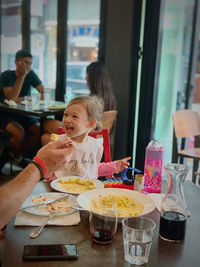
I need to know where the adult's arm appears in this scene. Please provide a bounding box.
[0,164,41,229]
[3,62,27,101]
[0,137,75,229]
[36,83,45,100]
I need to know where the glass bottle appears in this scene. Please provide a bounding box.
[159,163,189,242]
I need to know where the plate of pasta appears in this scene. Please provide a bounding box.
[50,176,104,195]
[77,188,156,219]
[21,192,77,216]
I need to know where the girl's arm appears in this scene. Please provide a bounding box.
[98,157,131,177]
[98,161,117,177]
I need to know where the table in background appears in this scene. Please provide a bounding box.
[2,181,200,267]
[0,103,65,134]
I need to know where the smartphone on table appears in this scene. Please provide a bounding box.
[23,244,78,261]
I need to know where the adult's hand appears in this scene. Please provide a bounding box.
[36,137,75,176]
[16,61,28,79]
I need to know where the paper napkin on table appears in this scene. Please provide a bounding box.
[148,193,165,212]
[14,210,80,226]
[4,99,17,106]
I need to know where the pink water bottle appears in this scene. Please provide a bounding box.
[144,140,164,193]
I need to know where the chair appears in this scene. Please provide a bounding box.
[173,109,200,183]
[101,110,117,158]
[101,110,118,134]
[89,128,111,163]
[56,127,112,163]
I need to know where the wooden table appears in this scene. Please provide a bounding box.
[2,181,200,267]
[0,103,65,134]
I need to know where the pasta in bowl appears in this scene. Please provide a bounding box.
[88,194,144,217]
[77,188,155,220]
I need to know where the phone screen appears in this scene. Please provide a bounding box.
[23,244,78,261]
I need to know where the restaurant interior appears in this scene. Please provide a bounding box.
[0,0,200,266]
[1,0,200,172]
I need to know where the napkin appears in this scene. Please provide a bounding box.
[14,210,80,226]
[148,193,164,212]
[4,99,17,106]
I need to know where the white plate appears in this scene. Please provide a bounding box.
[21,100,45,105]
[50,176,104,195]
[48,102,66,110]
[77,188,156,219]
[20,192,77,216]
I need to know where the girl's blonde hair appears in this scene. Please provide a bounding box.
[67,95,104,130]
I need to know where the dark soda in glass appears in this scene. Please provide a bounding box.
[159,211,186,241]
[92,229,113,244]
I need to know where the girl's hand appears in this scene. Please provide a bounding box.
[116,157,131,173]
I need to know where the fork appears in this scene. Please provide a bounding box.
[29,212,56,239]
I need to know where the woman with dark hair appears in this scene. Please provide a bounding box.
[86,62,117,111]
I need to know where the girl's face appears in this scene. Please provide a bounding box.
[62,103,95,142]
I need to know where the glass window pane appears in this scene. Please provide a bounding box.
[30,0,57,96]
[67,0,100,97]
[154,0,195,163]
[1,0,22,71]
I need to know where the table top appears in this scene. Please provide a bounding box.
[0,102,65,118]
[2,181,200,267]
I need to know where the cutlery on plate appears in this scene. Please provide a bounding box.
[29,211,57,239]
[20,194,68,210]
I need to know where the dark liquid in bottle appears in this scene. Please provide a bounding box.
[159,211,186,241]
[92,229,113,244]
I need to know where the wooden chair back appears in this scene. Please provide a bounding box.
[173,109,200,139]
[102,110,118,134]
[173,109,200,184]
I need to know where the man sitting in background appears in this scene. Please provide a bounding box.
[0,49,45,167]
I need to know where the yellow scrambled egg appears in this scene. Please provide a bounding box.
[88,194,144,217]
[59,177,96,194]
[50,133,59,141]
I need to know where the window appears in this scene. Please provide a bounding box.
[30,0,58,92]
[0,0,22,71]
[66,0,100,96]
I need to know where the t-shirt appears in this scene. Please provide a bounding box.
[0,70,42,103]
[55,135,103,179]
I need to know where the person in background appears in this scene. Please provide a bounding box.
[86,61,117,111]
[0,49,44,167]
[0,137,75,230]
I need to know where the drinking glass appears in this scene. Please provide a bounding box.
[44,90,52,106]
[89,198,118,244]
[31,93,40,110]
[122,217,156,265]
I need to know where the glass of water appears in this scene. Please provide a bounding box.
[122,217,156,265]
[31,93,40,110]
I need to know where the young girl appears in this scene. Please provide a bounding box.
[46,95,130,181]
